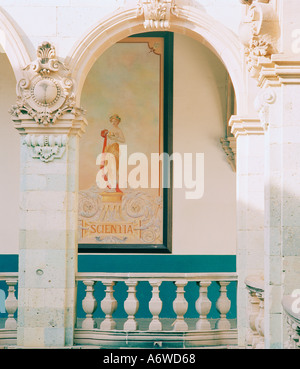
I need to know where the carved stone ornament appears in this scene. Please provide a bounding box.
[254,87,276,130]
[239,0,279,80]
[10,42,84,126]
[137,0,179,30]
[23,134,68,163]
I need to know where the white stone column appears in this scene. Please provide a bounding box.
[15,118,85,347]
[257,60,300,348]
[230,116,265,347]
[10,42,87,347]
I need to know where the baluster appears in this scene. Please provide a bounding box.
[195,281,212,330]
[149,280,162,331]
[5,280,18,329]
[296,326,300,349]
[173,280,188,331]
[246,290,260,348]
[216,281,231,330]
[255,292,264,349]
[82,280,97,329]
[123,280,139,331]
[285,316,296,349]
[100,280,117,330]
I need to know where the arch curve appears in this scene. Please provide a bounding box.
[0,8,31,81]
[66,5,245,113]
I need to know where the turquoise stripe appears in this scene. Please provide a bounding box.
[0,255,18,272]
[78,255,236,273]
[0,254,236,273]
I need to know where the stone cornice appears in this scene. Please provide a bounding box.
[13,113,87,137]
[229,115,264,137]
[258,55,300,88]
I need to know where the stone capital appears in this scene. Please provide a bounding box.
[10,42,87,135]
[239,0,279,81]
[229,115,264,137]
[10,42,87,163]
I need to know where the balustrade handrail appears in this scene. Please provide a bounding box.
[282,295,300,325]
[245,275,264,293]
[0,273,18,281]
[75,271,238,340]
[76,272,238,282]
[244,275,265,349]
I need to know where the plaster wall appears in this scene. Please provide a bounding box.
[0,33,236,256]
[0,0,243,60]
[0,53,19,255]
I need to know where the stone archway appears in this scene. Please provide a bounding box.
[0,8,31,81]
[66,2,245,114]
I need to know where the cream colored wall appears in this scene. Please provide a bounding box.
[0,53,19,254]
[0,0,243,60]
[172,34,236,255]
[0,33,237,256]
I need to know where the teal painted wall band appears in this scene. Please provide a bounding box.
[0,254,236,273]
[0,254,18,272]
[78,255,236,273]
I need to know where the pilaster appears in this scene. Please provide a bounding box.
[259,58,300,348]
[230,115,265,347]
[10,42,87,347]
[239,0,300,349]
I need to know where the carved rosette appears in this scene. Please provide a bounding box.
[137,0,179,30]
[239,0,279,80]
[10,42,84,126]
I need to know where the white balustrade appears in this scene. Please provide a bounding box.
[255,292,265,349]
[246,290,260,347]
[0,272,238,347]
[76,272,237,335]
[245,276,265,349]
[4,280,18,330]
[282,295,300,349]
[123,280,139,331]
[173,280,188,331]
[0,274,18,346]
[82,280,97,329]
[216,281,231,330]
[149,280,163,331]
[100,280,117,330]
[195,281,212,330]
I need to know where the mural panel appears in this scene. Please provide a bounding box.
[78,34,173,252]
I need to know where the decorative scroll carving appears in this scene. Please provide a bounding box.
[239,0,278,80]
[254,87,276,130]
[23,134,68,162]
[137,0,179,30]
[78,186,163,245]
[10,42,84,126]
